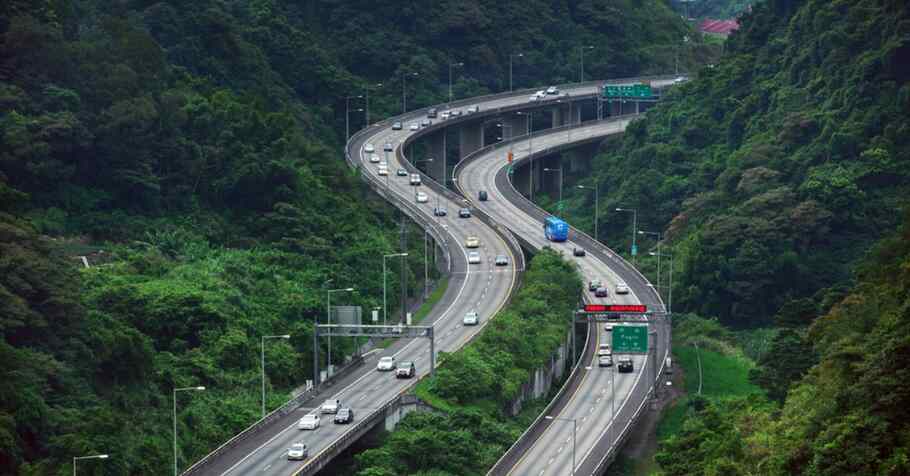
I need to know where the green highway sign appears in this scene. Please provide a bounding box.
[603,83,654,99]
[612,325,649,353]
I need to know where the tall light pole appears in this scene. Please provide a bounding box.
[424,230,429,299]
[345,95,363,140]
[543,167,563,216]
[615,207,638,265]
[383,253,408,326]
[639,230,662,290]
[509,53,523,92]
[579,45,594,83]
[364,82,383,125]
[448,61,463,105]
[327,288,355,374]
[173,386,205,476]
[650,250,674,314]
[73,454,108,476]
[261,334,290,418]
[577,184,599,241]
[544,416,577,474]
[402,71,418,113]
[516,111,534,200]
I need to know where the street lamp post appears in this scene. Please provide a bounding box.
[365,82,382,125]
[639,230,662,290]
[73,454,108,476]
[615,207,638,265]
[649,250,674,314]
[448,61,463,105]
[543,167,563,216]
[327,288,355,374]
[261,334,291,418]
[579,45,594,83]
[345,95,363,140]
[173,386,205,476]
[516,111,534,199]
[577,184,599,241]
[402,71,419,113]
[383,253,408,326]
[509,53,523,92]
[544,416,577,474]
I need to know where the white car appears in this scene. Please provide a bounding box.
[598,343,612,356]
[378,159,388,167]
[546,86,558,95]
[605,323,615,332]
[465,236,480,248]
[468,251,481,264]
[364,143,375,153]
[466,105,479,113]
[615,283,630,294]
[377,356,396,371]
[440,111,451,119]
[377,166,388,176]
[384,142,394,152]
[320,399,340,414]
[409,173,421,186]
[529,94,540,102]
[369,154,380,163]
[416,191,429,203]
[297,414,320,430]
[287,442,308,460]
[409,123,419,131]
[463,311,479,326]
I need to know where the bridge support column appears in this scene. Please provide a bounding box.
[459,122,484,160]
[427,131,446,183]
[501,114,529,139]
[572,103,582,124]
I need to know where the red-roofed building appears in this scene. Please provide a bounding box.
[699,19,740,37]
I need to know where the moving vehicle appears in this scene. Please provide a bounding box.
[427,108,438,118]
[615,283,630,294]
[468,251,481,264]
[384,142,394,152]
[604,323,614,332]
[546,86,559,95]
[589,279,603,291]
[364,143,375,153]
[450,110,462,117]
[598,343,612,355]
[420,119,432,128]
[416,191,428,203]
[463,311,479,326]
[618,357,634,373]
[377,356,396,371]
[495,255,509,266]
[397,168,408,176]
[410,174,421,186]
[297,414,320,430]
[458,208,471,218]
[598,354,613,367]
[334,407,354,424]
[465,236,480,248]
[573,247,586,257]
[392,122,402,130]
[433,207,447,216]
[369,154,380,163]
[478,190,488,201]
[440,111,451,119]
[409,123,419,131]
[287,443,308,460]
[595,287,609,297]
[544,216,569,242]
[320,399,340,414]
[466,105,479,113]
[396,361,416,379]
[377,166,388,176]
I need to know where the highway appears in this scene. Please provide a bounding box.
[455,118,669,475]
[193,78,672,476]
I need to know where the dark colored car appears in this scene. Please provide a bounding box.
[427,108,438,118]
[434,207,447,216]
[618,358,634,373]
[397,168,408,176]
[478,190,488,201]
[333,407,354,424]
[459,208,471,218]
[573,247,586,257]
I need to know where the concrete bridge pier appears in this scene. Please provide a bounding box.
[459,122,484,160]
[427,130,446,183]
[500,114,529,140]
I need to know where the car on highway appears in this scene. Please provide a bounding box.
[333,407,354,424]
[320,399,340,413]
[465,236,480,248]
[384,142,394,152]
[589,279,603,291]
[674,76,687,84]
[463,311,479,326]
[615,283,630,294]
[598,343,612,355]
[364,143,375,153]
[595,287,609,297]
[427,108,438,118]
[495,254,509,266]
[297,413,320,430]
[450,109,462,117]
[478,190,488,201]
[369,154,380,163]
[573,247,586,257]
[392,122,403,130]
[410,174,422,186]
[546,86,559,95]
[409,123,419,131]
[377,166,388,176]
[440,110,451,119]
[458,208,471,218]
[433,207,447,216]
[468,251,481,264]
[598,354,613,367]
[287,442,308,460]
[396,361,416,379]
[377,356,396,371]
[466,105,479,113]
[605,323,615,332]
[416,191,428,203]
[397,168,408,176]
[420,119,432,128]
[617,357,634,373]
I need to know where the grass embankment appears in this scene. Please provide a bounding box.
[352,249,583,475]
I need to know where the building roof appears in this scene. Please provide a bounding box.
[699,19,740,35]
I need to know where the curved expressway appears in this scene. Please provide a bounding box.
[455,118,669,476]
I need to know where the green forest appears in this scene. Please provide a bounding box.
[0,0,694,474]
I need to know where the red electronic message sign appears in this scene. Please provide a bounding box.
[584,304,647,313]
